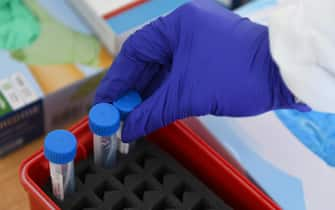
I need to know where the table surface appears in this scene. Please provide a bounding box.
[0,137,43,210]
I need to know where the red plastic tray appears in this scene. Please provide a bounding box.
[19,117,280,210]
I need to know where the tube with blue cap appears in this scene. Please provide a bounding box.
[113,91,142,155]
[44,130,77,201]
[89,103,120,168]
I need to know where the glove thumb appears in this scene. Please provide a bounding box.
[121,84,174,142]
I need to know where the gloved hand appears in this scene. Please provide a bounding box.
[95,3,309,142]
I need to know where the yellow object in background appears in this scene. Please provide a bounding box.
[28,65,84,94]
[29,48,113,94]
[99,47,114,70]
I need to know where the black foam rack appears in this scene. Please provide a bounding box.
[43,139,233,210]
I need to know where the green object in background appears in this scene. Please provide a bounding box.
[0,92,12,117]
[10,0,101,67]
[0,0,40,50]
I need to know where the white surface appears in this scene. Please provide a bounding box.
[229,113,335,210]
[268,0,335,113]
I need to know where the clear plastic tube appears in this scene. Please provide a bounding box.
[117,122,136,155]
[117,122,128,154]
[49,161,75,201]
[89,103,120,168]
[113,91,142,155]
[94,134,118,168]
[44,130,77,201]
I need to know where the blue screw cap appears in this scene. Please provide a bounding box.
[89,103,120,136]
[44,130,77,164]
[113,91,142,120]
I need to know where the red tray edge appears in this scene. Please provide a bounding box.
[19,118,281,210]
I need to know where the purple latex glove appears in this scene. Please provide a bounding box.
[95,3,307,142]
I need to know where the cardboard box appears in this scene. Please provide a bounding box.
[69,0,191,54]
[0,0,113,156]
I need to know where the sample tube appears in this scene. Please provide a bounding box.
[113,91,142,155]
[89,103,120,168]
[44,130,77,201]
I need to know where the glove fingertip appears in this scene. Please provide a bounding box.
[291,103,312,112]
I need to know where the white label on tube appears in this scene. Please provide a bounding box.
[119,141,130,154]
[106,135,118,167]
[50,163,65,201]
[94,135,118,168]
